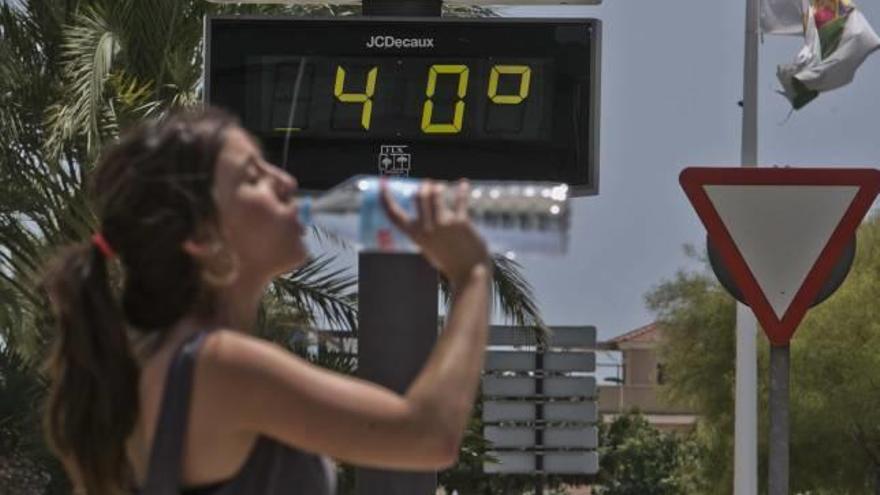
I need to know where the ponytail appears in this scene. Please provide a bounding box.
[42,241,139,495]
[38,107,238,493]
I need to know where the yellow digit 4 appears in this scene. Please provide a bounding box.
[334,66,378,130]
[421,64,469,134]
[488,65,532,104]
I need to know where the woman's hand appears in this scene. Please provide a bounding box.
[381,180,491,288]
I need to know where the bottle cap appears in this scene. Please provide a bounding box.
[297,196,313,228]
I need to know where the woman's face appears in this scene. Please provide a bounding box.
[210,126,308,280]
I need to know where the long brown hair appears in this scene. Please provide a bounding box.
[41,107,237,494]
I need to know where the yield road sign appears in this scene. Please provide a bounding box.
[707,235,856,308]
[680,167,880,345]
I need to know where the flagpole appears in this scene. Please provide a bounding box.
[735,0,760,494]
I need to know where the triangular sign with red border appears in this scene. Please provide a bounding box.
[680,167,880,345]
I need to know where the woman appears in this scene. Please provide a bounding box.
[41,108,491,494]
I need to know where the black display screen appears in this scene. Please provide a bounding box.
[206,16,600,195]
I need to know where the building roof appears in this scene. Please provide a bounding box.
[599,322,661,350]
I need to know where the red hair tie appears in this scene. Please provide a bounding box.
[91,233,116,259]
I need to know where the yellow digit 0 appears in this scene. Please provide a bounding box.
[334,65,378,130]
[421,64,469,134]
[488,65,532,104]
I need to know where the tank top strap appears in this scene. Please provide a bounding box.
[140,331,210,495]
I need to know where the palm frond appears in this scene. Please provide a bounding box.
[0,227,42,292]
[442,4,498,17]
[0,2,59,164]
[272,255,358,331]
[108,71,153,107]
[489,254,547,331]
[0,278,25,345]
[437,253,547,337]
[303,336,358,375]
[45,5,119,158]
[284,327,357,376]
[0,345,42,451]
[256,289,312,345]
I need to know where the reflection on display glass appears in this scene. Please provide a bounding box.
[248,56,552,141]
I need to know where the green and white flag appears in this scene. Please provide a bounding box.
[763,0,880,109]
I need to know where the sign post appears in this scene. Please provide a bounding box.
[768,344,789,494]
[680,166,880,495]
[205,4,602,495]
[737,0,760,492]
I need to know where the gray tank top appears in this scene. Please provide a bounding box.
[138,331,337,495]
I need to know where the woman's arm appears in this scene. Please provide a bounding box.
[202,181,491,470]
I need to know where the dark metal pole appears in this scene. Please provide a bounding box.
[356,253,438,495]
[534,345,545,495]
[362,0,441,16]
[768,345,790,495]
[355,4,442,494]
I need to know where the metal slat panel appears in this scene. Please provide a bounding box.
[483,401,597,423]
[544,427,598,448]
[484,452,535,473]
[488,327,541,346]
[545,451,600,474]
[545,401,597,422]
[482,376,535,396]
[545,352,595,372]
[484,451,600,474]
[483,376,596,398]
[485,426,598,449]
[484,351,596,372]
[483,401,533,422]
[485,351,535,371]
[485,427,534,448]
[544,376,596,397]
[489,326,597,348]
[545,326,598,348]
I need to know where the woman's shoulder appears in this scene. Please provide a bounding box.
[200,329,292,371]
[196,330,310,403]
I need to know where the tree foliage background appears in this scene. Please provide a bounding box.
[647,215,880,494]
[594,411,706,495]
[0,1,547,492]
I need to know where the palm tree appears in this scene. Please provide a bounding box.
[41,0,543,334]
[0,1,546,491]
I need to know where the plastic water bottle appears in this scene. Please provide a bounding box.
[297,176,570,255]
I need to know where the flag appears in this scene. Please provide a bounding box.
[763,0,880,109]
[762,0,807,35]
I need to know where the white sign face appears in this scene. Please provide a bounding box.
[485,426,598,449]
[485,351,596,372]
[482,376,597,398]
[488,325,597,348]
[705,185,858,319]
[484,451,599,474]
[483,401,597,422]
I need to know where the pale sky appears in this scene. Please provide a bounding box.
[495,1,880,343]
[305,1,880,380]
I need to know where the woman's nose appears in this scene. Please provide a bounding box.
[272,168,297,199]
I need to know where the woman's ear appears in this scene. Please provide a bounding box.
[182,225,240,287]
[181,225,223,260]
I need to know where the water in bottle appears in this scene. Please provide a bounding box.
[297,176,570,255]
